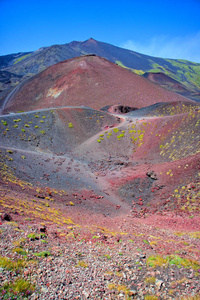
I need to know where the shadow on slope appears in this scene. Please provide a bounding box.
[143,72,200,102]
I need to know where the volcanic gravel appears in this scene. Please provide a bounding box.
[0,220,200,300]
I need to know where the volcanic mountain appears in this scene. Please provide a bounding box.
[0,40,200,300]
[1,38,200,106]
[2,55,191,114]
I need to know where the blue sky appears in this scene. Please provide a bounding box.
[0,0,200,62]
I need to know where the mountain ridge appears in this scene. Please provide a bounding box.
[0,38,200,107]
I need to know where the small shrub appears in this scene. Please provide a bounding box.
[108,283,116,290]
[39,130,46,134]
[0,256,26,271]
[189,232,200,239]
[0,256,9,268]
[181,296,200,300]
[27,233,38,240]
[39,233,47,238]
[147,255,167,267]
[0,277,35,298]
[147,255,200,270]
[13,238,26,247]
[144,296,159,300]
[33,251,51,257]
[104,254,111,260]
[12,278,35,293]
[6,150,13,154]
[41,239,48,244]
[143,239,150,245]
[76,260,88,268]
[167,255,200,270]
[117,284,130,295]
[68,122,74,128]
[92,235,100,239]
[12,247,27,256]
[145,277,156,284]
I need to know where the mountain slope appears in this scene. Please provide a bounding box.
[68,38,200,96]
[0,38,200,106]
[0,100,199,219]
[3,45,82,76]
[142,72,200,101]
[1,55,191,114]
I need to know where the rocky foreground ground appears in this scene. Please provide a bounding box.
[0,181,200,300]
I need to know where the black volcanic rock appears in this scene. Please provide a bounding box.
[101,104,138,114]
[1,212,12,221]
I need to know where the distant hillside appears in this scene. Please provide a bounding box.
[0,38,200,106]
[142,72,199,101]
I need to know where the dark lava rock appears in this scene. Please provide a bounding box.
[39,225,47,233]
[1,212,12,221]
[101,104,138,114]
[146,171,157,180]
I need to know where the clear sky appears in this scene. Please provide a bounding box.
[0,0,200,62]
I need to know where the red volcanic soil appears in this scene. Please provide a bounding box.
[2,55,192,114]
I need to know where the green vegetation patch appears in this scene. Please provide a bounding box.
[0,278,35,299]
[12,247,27,256]
[115,60,145,75]
[0,256,30,271]
[1,120,7,126]
[13,53,31,64]
[68,122,74,128]
[115,60,128,68]
[147,58,200,92]
[147,255,200,270]
[33,251,51,257]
